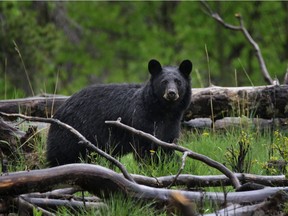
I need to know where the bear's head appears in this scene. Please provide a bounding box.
[148,59,192,104]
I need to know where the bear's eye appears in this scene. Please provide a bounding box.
[175,79,182,86]
[161,80,168,85]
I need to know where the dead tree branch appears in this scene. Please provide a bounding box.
[205,190,288,216]
[14,188,106,213]
[17,196,56,216]
[20,195,107,212]
[132,173,288,188]
[0,163,287,205]
[1,165,288,215]
[0,112,135,183]
[168,151,189,188]
[200,0,273,85]
[105,119,241,190]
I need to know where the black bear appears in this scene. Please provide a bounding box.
[46,59,192,166]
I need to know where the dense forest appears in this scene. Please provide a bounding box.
[1,1,288,98]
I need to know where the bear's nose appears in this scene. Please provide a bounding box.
[164,90,179,101]
[168,90,177,98]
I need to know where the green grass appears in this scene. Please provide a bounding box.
[5,123,287,215]
[55,193,165,216]
[117,127,273,177]
[5,122,48,172]
[179,128,271,175]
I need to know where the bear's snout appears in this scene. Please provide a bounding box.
[164,89,179,101]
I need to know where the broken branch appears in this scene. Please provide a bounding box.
[105,119,241,189]
[200,0,273,85]
[168,151,189,188]
[0,112,135,183]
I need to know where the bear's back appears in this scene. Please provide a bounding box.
[47,83,144,166]
[54,83,143,121]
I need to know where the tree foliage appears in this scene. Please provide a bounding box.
[0,1,288,98]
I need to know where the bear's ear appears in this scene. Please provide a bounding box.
[148,59,162,76]
[179,60,192,77]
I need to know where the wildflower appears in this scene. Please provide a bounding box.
[202,132,209,137]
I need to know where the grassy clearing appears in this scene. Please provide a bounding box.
[6,122,288,215]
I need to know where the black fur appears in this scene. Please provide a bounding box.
[46,60,192,166]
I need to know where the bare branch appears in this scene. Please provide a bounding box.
[0,163,287,205]
[235,14,273,85]
[0,112,135,183]
[168,151,189,188]
[105,119,241,190]
[200,1,273,85]
[201,1,241,31]
[20,195,107,212]
[205,190,288,216]
[132,173,288,188]
[17,196,56,216]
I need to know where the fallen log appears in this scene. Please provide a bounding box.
[14,190,106,215]
[1,85,288,120]
[20,196,107,211]
[0,163,287,205]
[131,173,288,188]
[205,190,288,216]
[17,196,56,216]
[185,85,288,120]
[183,117,288,130]
[0,96,67,119]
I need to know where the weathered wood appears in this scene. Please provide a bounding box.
[2,165,288,215]
[205,190,288,216]
[183,117,288,130]
[1,85,288,120]
[185,85,288,120]
[14,191,105,215]
[20,196,107,211]
[0,96,67,119]
[17,196,56,216]
[0,163,287,205]
[131,173,288,188]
